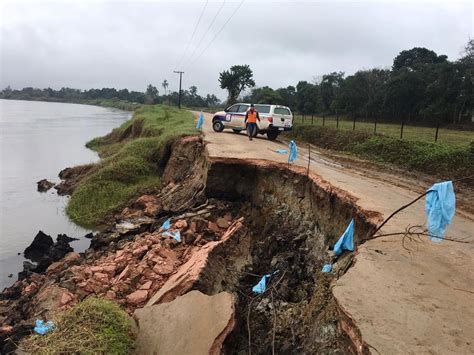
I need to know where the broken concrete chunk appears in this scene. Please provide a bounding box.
[135,290,235,355]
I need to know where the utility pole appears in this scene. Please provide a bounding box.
[173,71,184,109]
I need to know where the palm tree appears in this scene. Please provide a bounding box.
[162,80,169,96]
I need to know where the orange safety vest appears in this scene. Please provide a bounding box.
[246,110,258,123]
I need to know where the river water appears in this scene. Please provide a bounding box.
[0,99,131,290]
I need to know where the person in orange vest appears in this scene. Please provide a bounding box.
[244,104,260,141]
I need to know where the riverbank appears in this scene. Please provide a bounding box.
[0,100,131,291]
[1,105,377,353]
[0,105,200,351]
[1,132,378,353]
[64,105,197,226]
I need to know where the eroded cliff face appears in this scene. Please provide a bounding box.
[202,158,380,354]
[1,137,381,354]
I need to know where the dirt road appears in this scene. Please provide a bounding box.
[196,111,474,354]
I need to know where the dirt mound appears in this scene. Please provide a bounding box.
[55,164,95,195]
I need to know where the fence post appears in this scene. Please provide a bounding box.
[353,116,356,131]
[400,120,404,139]
[336,111,339,129]
[311,114,314,124]
[323,114,325,127]
[374,117,377,134]
[434,121,440,142]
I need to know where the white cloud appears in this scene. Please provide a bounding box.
[1,1,472,100]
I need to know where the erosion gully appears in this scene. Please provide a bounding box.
[1,137,381,354]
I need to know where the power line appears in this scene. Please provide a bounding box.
[185,0,244,72]
[175,0,209,70]
[182,0,227,69]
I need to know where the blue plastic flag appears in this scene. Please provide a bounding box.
[275,149,288,154]
[252,274,271,294]
[322,264,332,273]
[161,218,171,231]
[333,219,355,256]
[426,181,456,242]
[163,230,181,242]
[196,111,204,130]
[288,140,298,163]
[34,319,55,335]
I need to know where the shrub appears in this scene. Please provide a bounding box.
[21,297,136,354]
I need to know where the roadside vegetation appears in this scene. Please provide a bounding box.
[292,118,473,147]
[21,297,136,354]
[287,125,474,181]
[67,105,197,226]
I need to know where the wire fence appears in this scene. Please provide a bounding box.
[293,113,474,147]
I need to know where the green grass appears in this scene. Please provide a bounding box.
[287,125,474,181]
[293,116,473,148]
[84,99,142,111]
[21,297,136,354]
[67,105,197,226]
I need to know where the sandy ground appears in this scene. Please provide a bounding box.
[195,111,474,354]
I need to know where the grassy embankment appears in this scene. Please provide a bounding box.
[67,105,197,226]
[21,297,136,353]
[83,99,141,111]
[288,124,474,181]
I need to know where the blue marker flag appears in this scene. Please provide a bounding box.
[322,264,332,273]
[161,218,171,231]
[426,181,455,242]
[196,111,204,130]
[288,140,298,163]
[333,219,355,256]
[163,231,181,242]
[252,274,271,294]
[34,319,55,335]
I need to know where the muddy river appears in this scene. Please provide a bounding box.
[0,99,130,290]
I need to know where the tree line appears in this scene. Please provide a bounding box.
[0,83,221,108]
[238,40,472,124]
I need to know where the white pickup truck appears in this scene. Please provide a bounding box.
[211,103,293,140]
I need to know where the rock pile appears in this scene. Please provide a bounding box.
[0,202,242,350]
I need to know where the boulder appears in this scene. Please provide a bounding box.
[135,291,235,355]
[23,231,76,274]
[140,281,153,290]
[37,179,55,192]
[24,231,54,262]
[126,290,149,305]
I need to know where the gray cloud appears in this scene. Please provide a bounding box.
[1,1,472,100]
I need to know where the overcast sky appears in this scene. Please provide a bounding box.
[1,0,472,99]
